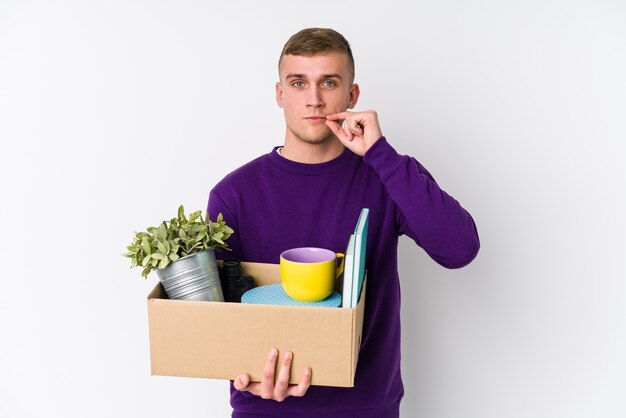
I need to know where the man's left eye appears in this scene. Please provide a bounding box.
[322,80,336,87]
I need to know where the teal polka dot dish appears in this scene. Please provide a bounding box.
[241,284,341,307]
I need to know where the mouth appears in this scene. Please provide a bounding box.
[304,116,327,122]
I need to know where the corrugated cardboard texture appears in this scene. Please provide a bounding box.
[147,262,366,387]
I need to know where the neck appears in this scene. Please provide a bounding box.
[280,136,345,164]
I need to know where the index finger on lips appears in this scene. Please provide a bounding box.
[325,111,351,120]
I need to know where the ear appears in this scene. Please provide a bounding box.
[275,82,283,108]
[347,83,360,109]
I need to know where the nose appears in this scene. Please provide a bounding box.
[306,86,323,108]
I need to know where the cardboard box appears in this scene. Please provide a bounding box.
[147,261,366,387]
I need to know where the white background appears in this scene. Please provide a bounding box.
[1,1,624,417]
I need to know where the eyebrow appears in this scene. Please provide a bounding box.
[285,73,343,80]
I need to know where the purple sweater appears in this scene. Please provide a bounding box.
[208,137,479,418]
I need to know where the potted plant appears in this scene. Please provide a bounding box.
[124,205,234,301]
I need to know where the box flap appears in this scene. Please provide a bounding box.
[147,282,167,300]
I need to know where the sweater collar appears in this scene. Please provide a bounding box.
[268,145,354,175]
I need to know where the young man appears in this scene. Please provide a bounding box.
[208,28,480,418]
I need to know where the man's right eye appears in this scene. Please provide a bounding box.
[292,81,305,87]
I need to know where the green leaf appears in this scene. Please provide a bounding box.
[159,257,170,269]
[151,253,165,260]
[190,224,204,233]
[141,267,151,278]
[157,242,167,254]
[169,253,179,261]
[141,255,151,267]
[142,237,151,254]
[189,210,201,223]
[158,223,167,239]
[178,205,184,219]
[151,258,158,267]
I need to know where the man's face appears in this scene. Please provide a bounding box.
[276,51,359,145]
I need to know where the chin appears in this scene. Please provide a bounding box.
[299,130,335,144]
[300,136,329,145]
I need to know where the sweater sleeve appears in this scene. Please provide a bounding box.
[207,188,245,261]
[362,137,480,268]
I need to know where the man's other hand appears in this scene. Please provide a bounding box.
[233,348,312,402]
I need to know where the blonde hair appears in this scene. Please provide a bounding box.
[279,28,355,82]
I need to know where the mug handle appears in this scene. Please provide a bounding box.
[335,253,345,278]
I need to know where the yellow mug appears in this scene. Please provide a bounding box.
[280,247,345,302]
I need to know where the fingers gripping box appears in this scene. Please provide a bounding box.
[147,261,366,387]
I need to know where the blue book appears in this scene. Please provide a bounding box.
[341,234,356,308]
[350,208,369,308]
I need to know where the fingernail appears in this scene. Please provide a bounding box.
[305,368,311,376]
[285,352,292,360]
[271,348,278,357]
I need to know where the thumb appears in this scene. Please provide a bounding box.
[234,374,250,390]
[325,119,349,143]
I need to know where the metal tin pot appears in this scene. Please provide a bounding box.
[155,249,224,302]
